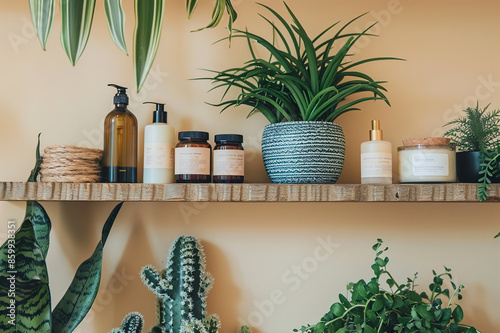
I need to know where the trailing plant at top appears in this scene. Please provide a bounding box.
[443,103,500,152]
[295,239,480,333]
[110,235,250,333]
[0,135,124,333]
[28,0,237,91]
[202,2,402,124]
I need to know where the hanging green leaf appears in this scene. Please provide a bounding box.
[186,0,199,19]
[52,202,124,332]
[134,0,164,92]
[192,0,237,32]
[105,0,128,55]
[29,0,56,50]
[60,0,96,65]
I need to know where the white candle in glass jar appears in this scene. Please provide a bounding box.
[398,145,457,183]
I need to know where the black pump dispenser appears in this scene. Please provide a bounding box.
[108,84,129,105]
[144,102,167,123]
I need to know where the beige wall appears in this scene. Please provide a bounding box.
[1,0,500,332]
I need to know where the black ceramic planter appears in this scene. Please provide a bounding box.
[456,151,500,183]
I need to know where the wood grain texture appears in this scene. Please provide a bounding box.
[0,182,499,202]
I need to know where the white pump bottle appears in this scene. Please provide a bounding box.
[143,102,175,183]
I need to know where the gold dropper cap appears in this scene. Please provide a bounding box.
[369,120,383,140]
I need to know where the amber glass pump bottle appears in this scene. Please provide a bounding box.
[103,84,138,183]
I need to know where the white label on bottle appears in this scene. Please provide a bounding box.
[175,147,211,175]
[144,143,174,169]
[361,152,392,178]
[213,150,245,176]
[411,153,449,176]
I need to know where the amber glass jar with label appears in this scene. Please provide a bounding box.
[175,131,211,183]
[213,134,244,183]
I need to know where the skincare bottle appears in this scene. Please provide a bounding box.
[143,102,175,184]
[360,120,392,184]
[103,84,138,183]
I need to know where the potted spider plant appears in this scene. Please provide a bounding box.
[202,2,400,183]
[443,103,500,183]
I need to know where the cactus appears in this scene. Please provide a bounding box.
[141,236,214,332]
[111,236,250,333]
[109,312,144,333]
[238,326,251,333]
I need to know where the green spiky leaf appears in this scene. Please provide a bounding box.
[201,3,401,123]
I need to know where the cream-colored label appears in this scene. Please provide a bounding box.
[213,150,244,176]
[144,143,174,169]
[175,147,211,175]
[412,153,449,176]
[361,152,392,178]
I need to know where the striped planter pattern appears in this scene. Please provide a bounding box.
[262,121,345,184]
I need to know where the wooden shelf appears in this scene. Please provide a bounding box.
[0,182,498,202]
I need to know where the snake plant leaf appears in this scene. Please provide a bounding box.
[29,0,55,50]
[134,0,164,92]
[0,201,52,333]
[105,0,128,55]
[27,133,42,182]
[0,138,51,332]
[60,0,96,66]
[52,202,124,332]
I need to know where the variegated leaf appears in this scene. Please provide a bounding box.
[105,0,128,55]
[134,0,164,92]
[29,0,55,50]
[60,0,96,65]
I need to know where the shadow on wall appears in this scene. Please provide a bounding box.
[96,219,157,332]
[464,283,496,332]
[51,202,107,267]
[203,240,251,332]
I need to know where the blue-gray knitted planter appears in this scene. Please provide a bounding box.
[262,121,345,184]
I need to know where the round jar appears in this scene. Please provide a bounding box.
[213,134,244,183]
[175,131,211,183]
[398,144,457,183]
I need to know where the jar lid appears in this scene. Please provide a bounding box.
[215,134,243,144]
[178,131,209,140]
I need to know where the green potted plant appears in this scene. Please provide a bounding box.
[295,239,480,333]
[202,2,400,183]
[443,103,500,199]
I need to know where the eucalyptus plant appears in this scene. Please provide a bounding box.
[295,239,480,333]
[202,2,400,124]
[0,135,124,333]
[28,0,237,91]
